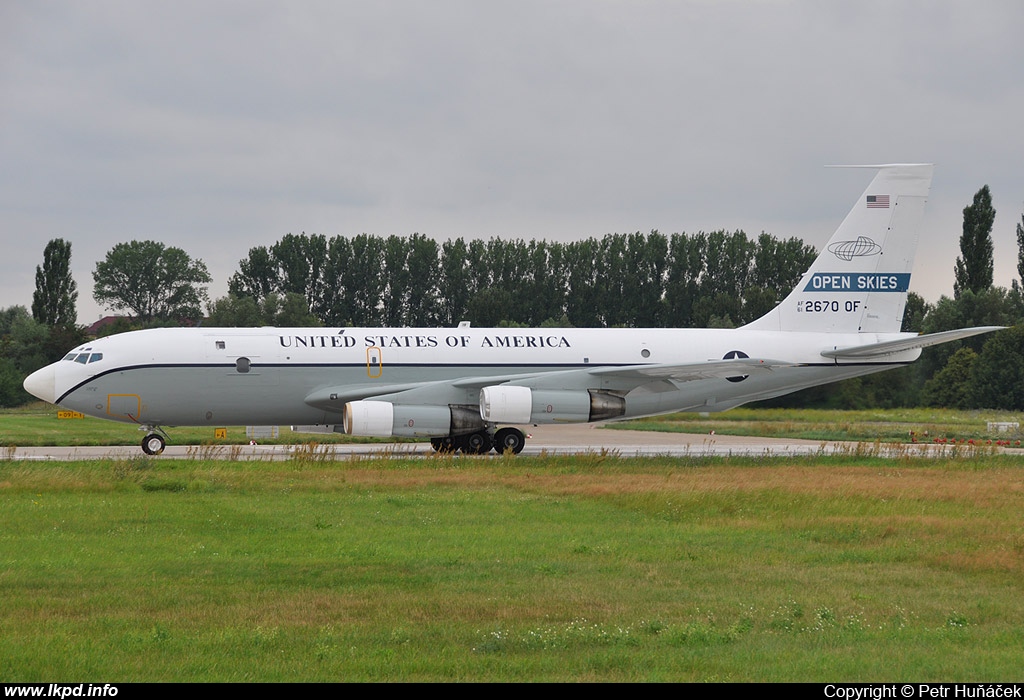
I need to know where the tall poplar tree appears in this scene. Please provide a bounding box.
[1016,209,1024,284]
[31,239,78,327]
[953,185,996,297]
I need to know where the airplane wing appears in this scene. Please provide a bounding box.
[304,382,437,408]
[305,357,792,413]
[305,372,555,412]
[821,326,1005,359]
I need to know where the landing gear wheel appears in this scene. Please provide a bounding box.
[141,433,166,455]
[430,436,456,453]
[493,427,526,455]
[461,430,493,455]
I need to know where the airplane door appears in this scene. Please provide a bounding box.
[366,346,383,378]
[205,335,281,386]
[200,334,283,425]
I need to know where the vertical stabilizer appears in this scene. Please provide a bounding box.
[742,164,933,333]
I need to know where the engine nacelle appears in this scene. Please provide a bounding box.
[479,386,625,425]
[343,401,484,438]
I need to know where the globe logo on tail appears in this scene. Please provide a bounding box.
[828,236,882,261]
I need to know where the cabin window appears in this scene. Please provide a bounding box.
[235,357,251,374]
[216,341,226,350]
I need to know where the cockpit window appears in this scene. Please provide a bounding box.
[66,352,103,364]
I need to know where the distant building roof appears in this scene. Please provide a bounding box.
[85,316,130,336]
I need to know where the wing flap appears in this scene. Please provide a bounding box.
[588,358,794,382]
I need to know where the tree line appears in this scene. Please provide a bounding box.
[220,230,817,329]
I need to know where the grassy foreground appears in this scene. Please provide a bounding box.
[1,450,1023,682]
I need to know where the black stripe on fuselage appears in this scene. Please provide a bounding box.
[55,362,618,404]
[54,360,912,405]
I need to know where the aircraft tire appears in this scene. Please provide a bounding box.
[430,437,456,453]
[141,433,166,455]
[494,427,526,455]
[461,430,492,455]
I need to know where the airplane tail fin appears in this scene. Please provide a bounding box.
[742,164,934,334]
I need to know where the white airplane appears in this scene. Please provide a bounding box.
[24,164,1001,455]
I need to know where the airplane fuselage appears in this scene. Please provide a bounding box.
[44,325,919,429]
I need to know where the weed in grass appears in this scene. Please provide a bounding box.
[252,626,281,647]
[140,479,188,493]
[474,619,640,654]
[812,607,837,630]
[664,619,741,647]
[768,601,804,632]
[290,441,340,464]
[187,442,232,461]
[731,614,755,637]
[111,455,154,481]
[887,605,912,631]
[314,625,337,661]
[639,619,667,636]
[946,611,969,629]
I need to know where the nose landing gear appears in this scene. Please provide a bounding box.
[140,427,168,455]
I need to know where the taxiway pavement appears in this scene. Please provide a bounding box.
[5,424,1007,460]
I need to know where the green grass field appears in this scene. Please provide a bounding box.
[2,443,1023,681]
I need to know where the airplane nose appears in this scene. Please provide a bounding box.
[23,364,56,403]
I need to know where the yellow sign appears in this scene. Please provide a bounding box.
[214,428,227,439]
[57,410,85,419]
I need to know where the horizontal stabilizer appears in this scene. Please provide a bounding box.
[821,326,1005,359]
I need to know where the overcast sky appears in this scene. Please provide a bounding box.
[2,1,1023,326]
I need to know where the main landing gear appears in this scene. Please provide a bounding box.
[429,427,527,455]
[493,427,527,455]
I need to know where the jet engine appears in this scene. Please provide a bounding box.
[479,386,625,424]
[343,401,484,438]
